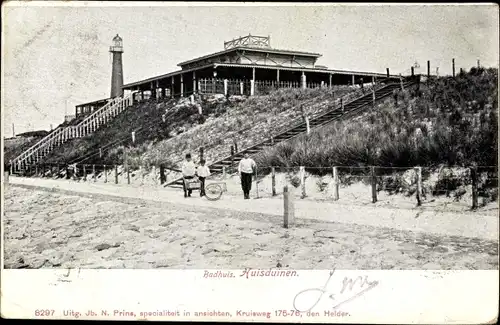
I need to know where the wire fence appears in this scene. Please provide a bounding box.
[9,162,498,211]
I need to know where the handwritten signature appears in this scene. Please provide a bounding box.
[293,268,379,312]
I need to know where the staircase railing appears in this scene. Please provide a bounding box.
[223,80,416,166]
[164,80,414,186]
[11,92,136,173]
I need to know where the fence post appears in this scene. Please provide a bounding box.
[115,165,118,184]
[92,164,96,182]
[371,166,377,203]
[255,166,260,199]
[4,170,9,184]
[240,81,244,95]
[35,164,39,177]
[224,79,228,96]
[300,166,306,198]
[250,80,255,96]
[66,165,70,179]
[150,165,156,185]
[471,166,478,210]
[10,161,13,175]
[140,165,145,185]
[271,167,276,196]
[415,166,422,206]
[230,146,234,172]
[160,164,166,185]
[83,164,87,181]
[127,166,131,185]
[104,165,107,183]
[283,185,295,228]
[222,166,226,179]
[372,87,376,107]
[332,166,339,201]
[199,147,204,162]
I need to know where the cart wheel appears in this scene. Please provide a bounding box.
[205,184,223,201]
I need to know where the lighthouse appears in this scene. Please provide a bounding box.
[109,34,124,98]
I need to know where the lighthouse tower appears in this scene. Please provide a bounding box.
[109,34,124,98]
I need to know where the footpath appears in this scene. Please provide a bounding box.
[5,176,498,241]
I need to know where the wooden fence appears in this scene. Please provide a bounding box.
[252,165,498,210]
[198,78,349,96]
[11,162,498,210]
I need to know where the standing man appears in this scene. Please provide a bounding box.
[197,159,211,197]
[181,153,196,197]
[238,152,256,199]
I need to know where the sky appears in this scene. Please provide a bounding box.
[2,2,499,136]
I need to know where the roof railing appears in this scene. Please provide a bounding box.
[224,34,271,50]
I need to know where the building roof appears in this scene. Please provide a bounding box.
[177,47,322,67]
[122,63,215,89]
[76,97,111,107]
[122,62,402,89]
[213,63,399,78]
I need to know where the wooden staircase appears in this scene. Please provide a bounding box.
[164,78,419,188]
[10,92,136,173]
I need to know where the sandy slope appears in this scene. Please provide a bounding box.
[3,186,498,270]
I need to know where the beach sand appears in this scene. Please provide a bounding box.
[3,186,498,270]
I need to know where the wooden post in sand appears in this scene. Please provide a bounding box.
[255,166,260,199]
[283,185,295,228]
[300,166,306,198]
[222,166,226,179]
[332,166,339,201]
[104,165,107,183]
[115,165,118,184]
[471,166,478,210]
[230,146,235,172]
[415,166,422,206]
[92,164,96,182]
[127,166,131,185]
[83,164,87,181]
[35,164,39,177]
[371,166,377,203]
[159,164,166,185]
[271,167,277,196]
